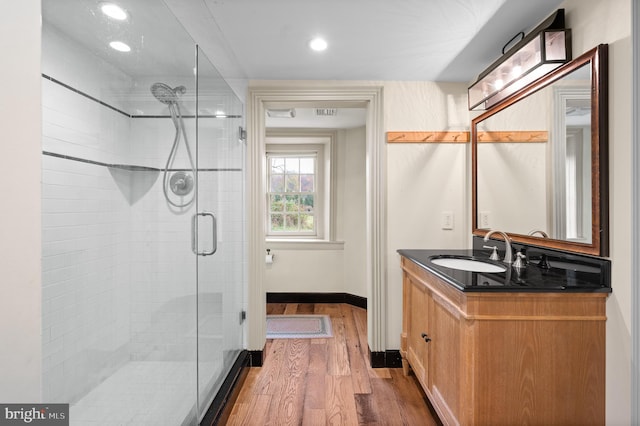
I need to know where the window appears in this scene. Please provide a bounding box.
[267,153,318,236]
[266,137,332,240]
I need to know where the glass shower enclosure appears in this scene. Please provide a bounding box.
[40,1,245,424]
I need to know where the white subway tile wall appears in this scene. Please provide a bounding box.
[41,76,244,407]
[42,138,132,402]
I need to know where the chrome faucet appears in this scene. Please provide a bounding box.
[528,229,549,238]
[483,230,513,264]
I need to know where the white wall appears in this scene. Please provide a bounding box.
[341,127,368,297]
[559,0,633,424]
[476,87,549,234]
[0,0,42,402]
[264,126,368,297]
[385,81,470,348]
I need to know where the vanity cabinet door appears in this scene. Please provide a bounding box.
[405,275,430,389]
[428,292,462,426]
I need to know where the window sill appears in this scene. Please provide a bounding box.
[265,239,345,250]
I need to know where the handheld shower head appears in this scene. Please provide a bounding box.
[150,82,186,105]
[151,81,195,208]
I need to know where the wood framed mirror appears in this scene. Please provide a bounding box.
[471,44,608,256]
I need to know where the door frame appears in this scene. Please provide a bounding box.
[632,0,640,423]
[245,85,386,355]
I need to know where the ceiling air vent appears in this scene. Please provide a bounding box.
[315,108,338,117]
[266,108,296,118]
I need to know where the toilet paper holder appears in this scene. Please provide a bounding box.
[266,248,274,264]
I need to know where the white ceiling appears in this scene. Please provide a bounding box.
[42,0,566,127]
[169,0,565,128]
[175,0,565,82]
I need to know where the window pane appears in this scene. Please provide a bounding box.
[285,174,299,192]
[284,214,299,231]
[285,195,299,212]
[271,157,285,174]
[285,158,299,173]
[266,152,319,236]
[300,195,314,212]
[270,194,284,212]
[300,157,314,174]
[300,175,314,192]
[300,214,314,231]
[270,175,284,192]
[270,214,284,231]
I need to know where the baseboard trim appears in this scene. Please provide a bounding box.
[249,350,264,367]
[267,292,367,309]
[201,350,250,425]
[370,350,403,369]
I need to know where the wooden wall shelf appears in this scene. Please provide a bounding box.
[387,130,548,144]
[386,131,469,143]
[476,130,548,143]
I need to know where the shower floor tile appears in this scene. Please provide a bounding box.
[70,361,197,426]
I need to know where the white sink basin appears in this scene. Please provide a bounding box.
[430,257,507,273]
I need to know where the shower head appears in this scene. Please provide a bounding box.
[150,82,186,105]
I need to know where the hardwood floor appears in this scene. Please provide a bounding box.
[226,303,440,425]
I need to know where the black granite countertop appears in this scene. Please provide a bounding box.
[398,249,612,293]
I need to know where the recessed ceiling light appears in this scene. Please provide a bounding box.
[309,37,328,52]
[109,41,131,52]
[100,2,128,20]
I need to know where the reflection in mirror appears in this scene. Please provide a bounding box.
[472,45,608,256]
[553,82,592,244]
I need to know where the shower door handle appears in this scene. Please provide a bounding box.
[191,212,217,256]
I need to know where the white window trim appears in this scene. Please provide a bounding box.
[266,146,323,238]
[264,239,345,250]
[265,130,337,242]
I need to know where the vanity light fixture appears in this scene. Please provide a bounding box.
[468,9,571,111]
[109,41,131,52]
[100,2,128,21]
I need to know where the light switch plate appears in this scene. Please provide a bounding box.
[441,211,454,230]
[480,211,491,228]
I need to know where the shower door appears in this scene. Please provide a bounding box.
[40,1,245,425]
[194,47,245,419]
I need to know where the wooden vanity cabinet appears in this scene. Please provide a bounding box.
[400,256,607,426]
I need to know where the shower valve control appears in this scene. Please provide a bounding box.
[169,171,194,196]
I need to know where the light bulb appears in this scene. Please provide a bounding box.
[309,37,328,52]
[100,3,128,20]
[511,65,523,78]
[109,41,131,52]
